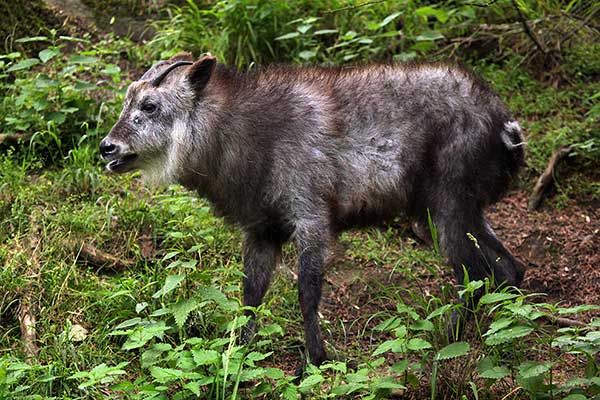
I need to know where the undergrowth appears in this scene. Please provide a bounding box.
[0,0,598,399]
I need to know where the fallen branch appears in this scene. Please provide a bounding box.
[541,315,587,328]
[0,132,33,146]
[19,298,39,359]
[19,214,43,361]
[78,243,133,272]
[528,145,573,211]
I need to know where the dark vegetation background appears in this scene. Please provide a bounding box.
[0,1,598,399]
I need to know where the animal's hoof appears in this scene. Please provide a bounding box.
[240,320,256,345]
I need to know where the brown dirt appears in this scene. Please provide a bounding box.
[489,189,600,313]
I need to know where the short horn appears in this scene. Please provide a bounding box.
[151,61,193,87]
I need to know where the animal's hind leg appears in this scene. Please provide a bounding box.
[432,196,524,289]
[431,196,525,338]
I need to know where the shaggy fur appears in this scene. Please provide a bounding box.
[100,53,526,366]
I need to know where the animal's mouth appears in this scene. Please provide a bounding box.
[106,153,139,173]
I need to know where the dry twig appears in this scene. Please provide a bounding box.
[78,243,133,272]
[528,145,573,211]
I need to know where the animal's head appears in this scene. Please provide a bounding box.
[100,53,217,179]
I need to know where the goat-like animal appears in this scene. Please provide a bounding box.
[100,53,525,366]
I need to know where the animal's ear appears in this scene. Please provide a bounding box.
[169,52,194,63]
[187,54,217,94]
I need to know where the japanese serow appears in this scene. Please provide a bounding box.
[100,53,526,367]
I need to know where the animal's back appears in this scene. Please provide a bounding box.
[269,63,517,224]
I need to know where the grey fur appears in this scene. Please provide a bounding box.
[100,53,526,367]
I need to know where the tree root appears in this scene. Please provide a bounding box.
[528,145,573,211]
[78,243,133,272]
[541,315,587,328]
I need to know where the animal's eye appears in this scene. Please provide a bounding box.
[141,102,157,114]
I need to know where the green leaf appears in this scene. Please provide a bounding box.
[281,384,299,400]
[101,64,121,75]
[391,359,409,374]
[141,343,171,368]
[184,381,201,396]
[275,32,300,40]
[122,322,168,350]
[485,325,534,345]
[170,298,200,329]
[414,6,449,23]
[72,362,128,389]
[407,338,432,351]
[15,36,48,43]
[246,351,272,363]
[265,367,284,379]
[46,111,66,125]
[298,374,324,392]
[39,48,60,63]
[380,12,401,28]
[152,274,185,298]
[518,361,552,379]
[74,80,97,91]
[191,349,219,366]
[298,50,316,60]
[558,305,600,315]
[394,51,417,62]
[479,292,519,304]
[35,75,59,88]
[415,31,445,42]
[115,317,142,330]
[162,251,180,261]
[427,304,453,320]
[436,342,470,360]
[373,338,405,356]
[410,319,434,331]
[374,316,401,331]
[370,378,406,391]
[68,55,99,64]
[6,58,40,72]
[487,318,513,334]
[480,366,510,379]
[149,366,183,383]
[341,31,358,40]
[297,24,312,34]
[332,383,367,396]
[396,304,420,320]
[314,29,338,35]
[257,323,283,337]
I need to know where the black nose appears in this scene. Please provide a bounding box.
[100,139,119,158]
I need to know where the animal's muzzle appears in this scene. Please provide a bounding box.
[100,138,119,159]
[99,138,139,173]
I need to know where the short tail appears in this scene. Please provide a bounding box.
[500,120,526,174]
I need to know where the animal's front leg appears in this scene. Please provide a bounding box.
[241,230,281,344]
[296,222,331,367]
